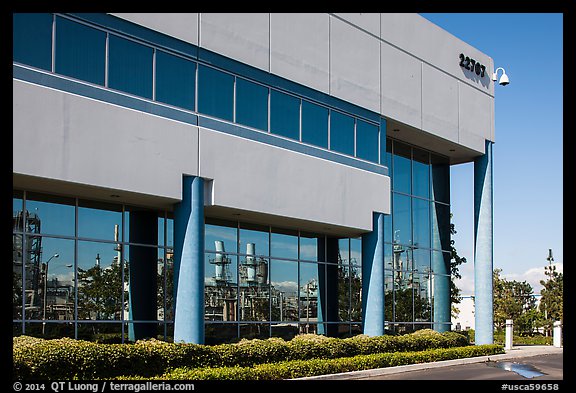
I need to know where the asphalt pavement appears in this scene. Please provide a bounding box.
[293,345,564,381]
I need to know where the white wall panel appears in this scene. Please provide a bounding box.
[270,13,330,94]
[200,13,270,72]
[198,128,390,231]
[330,16,380,113]
[13,80,198,200]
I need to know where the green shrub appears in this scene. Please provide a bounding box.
[11,330,476,380]
[154,345,504,380]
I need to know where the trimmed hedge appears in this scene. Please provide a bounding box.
[147,345,505,380]
[13,329,471,380]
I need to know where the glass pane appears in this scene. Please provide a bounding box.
[13,193,24,234]
[384,271,394,322]
[349,264,362,322]
[124,207,159,245]
[393,141,411,194]
[161,249,175,322]
[77,323,122,342]
[299,262,319,327]
[384,138,392,181]
[236,78,268,130]
[384,212,392,243]
[24,193,75,237]
[13,234,24,320]
[108,35,153,99]
[166,214,174,248]
[25,322,75,340]
[240,323,269,340]
[78,200,122,241]
[205,221,237,254]
[431,202,451,252]
[124,244,161,330]
[205,322,238,345]
[413,248,431,274]
[35,237,75,323]
[155,50,196,110]
[356,119,379,163]
[412,148,430,199]
[337,264,350,322]
[239,281,269,321]
[77,241,124,320]
[379,118,387,165]
[205,253,238,321]
[158,214,165,247]
[270,259,298,322]
[337,238,349,265]
[156,248,167,321]
[384,242,393,271]
[413,198,431,249]
[239,224,269,257]
[393,193,412,246]
[350,238,362,266]
[394,285,413,323]
[13,13,53,71]
[414,273,432,322]
[329,110,354,156]
[271,228,298,260]
[271,322,298,340]
[270,90,300,140]
[239,224,269,321]
[55,16,106,85]
[198,65,234,121]
[301,100,328,148]
[300,232,319,262]
[431,154,450,204]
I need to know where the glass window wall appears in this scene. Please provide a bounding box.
[197,64,234,121]
[301,100,328,148]
[13,13,53,71]
[108,35,153,99]
[55,17,106,86]
[270,90,300,140]
[236,78,268,131]
[356,119,379,163]
[155,50,196,110]
[329,110,354,156]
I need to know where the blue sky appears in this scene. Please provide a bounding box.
[419,13,563,296]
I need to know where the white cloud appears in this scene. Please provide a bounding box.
[457,262,563,297]
[502,263,563,295]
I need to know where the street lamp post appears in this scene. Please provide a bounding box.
[42,253,59,335]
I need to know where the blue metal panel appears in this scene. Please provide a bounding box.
[173,176,205,344]
[362,212,385,336]
[474,141,494,345]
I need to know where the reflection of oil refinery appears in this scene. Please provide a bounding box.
[205,240,317,332]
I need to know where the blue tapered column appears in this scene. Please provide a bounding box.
[474,141,494,345]
[173,176,205,344]
[361,212,385,336]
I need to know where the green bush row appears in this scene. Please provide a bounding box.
[149,345,504,380]
[13,329,470,380]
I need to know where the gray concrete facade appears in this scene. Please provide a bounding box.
[13,12,494,233]
[112,13,495,160]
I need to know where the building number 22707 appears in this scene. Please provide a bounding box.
[459,53,486,77]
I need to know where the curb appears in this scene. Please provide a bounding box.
[292,345,563,380]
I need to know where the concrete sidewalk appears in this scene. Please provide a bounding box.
[293,345,563,380]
